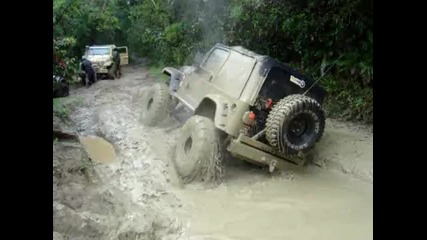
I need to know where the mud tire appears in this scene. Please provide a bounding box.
[174,116,223,184]
[266,94,325,156]
[140,82,171,126]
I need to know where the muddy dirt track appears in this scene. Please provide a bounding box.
[53,66,373,240]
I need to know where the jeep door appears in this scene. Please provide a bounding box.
[117,46,129,65]
[176,47,230,108]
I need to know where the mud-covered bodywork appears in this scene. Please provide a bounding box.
[160,43,327,172]
[163,44,325,136]
[84,45,114,74]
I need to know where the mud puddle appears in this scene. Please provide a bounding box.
[174,165,372,240]
[79,135,117,164]
[56,66,373,240]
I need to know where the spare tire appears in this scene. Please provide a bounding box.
[140,82,171,126]
[266,94,325,156]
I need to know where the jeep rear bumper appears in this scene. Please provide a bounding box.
[227,133,307,172]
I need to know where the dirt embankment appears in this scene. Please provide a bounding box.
[53,66,373,240]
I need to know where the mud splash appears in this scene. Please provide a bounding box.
[55,66,373,240]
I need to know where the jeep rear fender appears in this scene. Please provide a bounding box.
[195,94,250,136]
[162,67,183,92]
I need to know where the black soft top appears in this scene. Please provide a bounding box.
[216,43,326,104]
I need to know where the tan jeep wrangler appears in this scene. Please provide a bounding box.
[82,45,129,79]
[141,44,326,183]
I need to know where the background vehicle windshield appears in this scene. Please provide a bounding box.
[88,48,110,55]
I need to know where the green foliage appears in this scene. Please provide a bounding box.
[223,0,372,122]
[53,97,84,120]
[53,36,80,84]
[54,0,122,55]
[53,99,68,120]
[53,0,373,122]
[322,76,373,122]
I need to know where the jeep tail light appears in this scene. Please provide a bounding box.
[242,111,256,126]
[249,111,256,120]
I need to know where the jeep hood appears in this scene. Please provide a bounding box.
[87,55,110,63]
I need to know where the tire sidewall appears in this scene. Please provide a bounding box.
[266,94,326,155]
[141,87,155,119]
[140,83,171,126]
[175,120,201,178]
[174,116,220,183]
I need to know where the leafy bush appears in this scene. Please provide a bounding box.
[322,76,373,122]
[53,97,84,120]
[54,37,80,84]
[53,0,373,122]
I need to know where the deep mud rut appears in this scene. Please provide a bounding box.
[53,66,373,240]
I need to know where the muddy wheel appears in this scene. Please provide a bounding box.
[266,94,325,156]
[174,116,223,184]
[140,82,171,126]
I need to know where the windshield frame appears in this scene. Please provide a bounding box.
[86,47,111,56]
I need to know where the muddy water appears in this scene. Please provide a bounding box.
[61,66,373,240]
[79,136,117,164]
[174,165,373,240]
